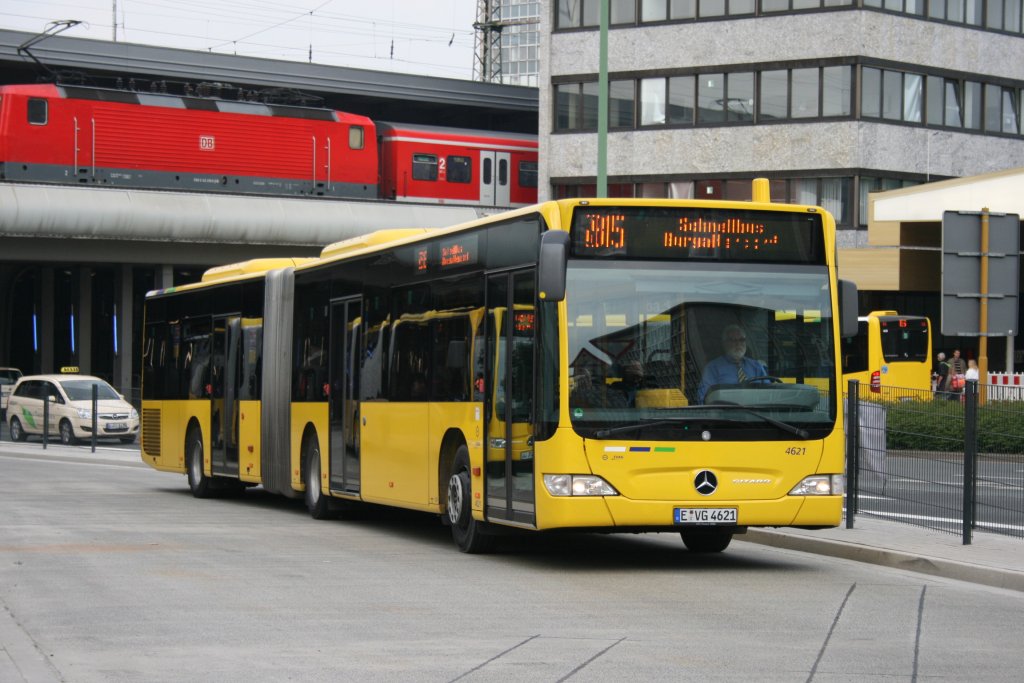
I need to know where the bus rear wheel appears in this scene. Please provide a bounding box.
[304,434,334,520]
[186,426,215,498]
[680,528,733,553]
[447,446,494,554]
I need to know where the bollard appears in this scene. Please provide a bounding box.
[91,383,98,453]
[43,392,49,449]
[845,379,859,529]
[962,379,978,545]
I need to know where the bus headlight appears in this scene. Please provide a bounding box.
[789,475,844,496]
[543,474,618,497]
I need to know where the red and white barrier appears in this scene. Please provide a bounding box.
[986,372,1024,401]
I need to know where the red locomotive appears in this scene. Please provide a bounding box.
[0,83,538,208]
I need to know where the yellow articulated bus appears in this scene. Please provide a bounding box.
[841,310,932,399]
[141,181,858,554]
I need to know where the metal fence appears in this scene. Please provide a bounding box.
[845,379,1024,544]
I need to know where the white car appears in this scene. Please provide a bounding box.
[7,374,140,445]
[0,367,22,418]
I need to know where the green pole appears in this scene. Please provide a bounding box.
[597,0,608,198]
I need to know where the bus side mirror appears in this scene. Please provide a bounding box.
[538,230,569,302]
[838,279,858,339]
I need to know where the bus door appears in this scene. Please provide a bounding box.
[485,270,536,525]
[211,316,241,477]
[479,151,511,207]
[328,298,362,495]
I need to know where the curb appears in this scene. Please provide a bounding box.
[742,528,1024,593]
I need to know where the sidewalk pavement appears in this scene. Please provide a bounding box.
[743,515,1024,593]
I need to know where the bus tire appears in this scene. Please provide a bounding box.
[680,528,733,553]
[9,416,26,442]
[186,426,215,498]
[447,446,494,554]
[59,419,77,445]
[303,433,334,520]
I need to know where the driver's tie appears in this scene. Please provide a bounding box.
[735,360,747,383]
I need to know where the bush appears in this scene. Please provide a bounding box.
[854,398,1024,455]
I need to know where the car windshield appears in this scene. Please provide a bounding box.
[0,370,21,384]
[565,261,837,440]
[60,379,121,401]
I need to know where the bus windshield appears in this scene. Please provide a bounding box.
[877,316,929,362]
[566,261,836,440]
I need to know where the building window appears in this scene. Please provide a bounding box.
[640,77,667,125]
[792,68,820,118]
[612,0,637,23]
[822,66,852,116]
[760,70,789,120]
[642,0,669,21]
[610,79,636,127]
[697,73,725,123]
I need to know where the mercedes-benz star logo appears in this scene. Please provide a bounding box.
[694,470,718,496]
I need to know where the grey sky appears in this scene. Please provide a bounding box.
[1,0,479,80]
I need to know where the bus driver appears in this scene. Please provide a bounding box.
[698,324,769,403]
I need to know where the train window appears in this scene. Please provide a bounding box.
[498,159,508,186]
[349,125,365,150]
[483,157,493,185]
[519,161,538,188]
[447,156,472,183]
[27,98,48,125]
[412,154,438,181]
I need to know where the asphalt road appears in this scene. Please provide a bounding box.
[2,442,1023,682]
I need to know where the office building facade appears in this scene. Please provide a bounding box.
[540,0,1024,246]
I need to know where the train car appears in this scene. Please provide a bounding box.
[0,83,539,208]
[0,83,379,199]
[376,121,538,208]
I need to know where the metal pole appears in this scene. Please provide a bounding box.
[979,208,989,406]
[596,0,608,198]
[91,383,98,453]
[845,379,859,528]
[962,379,977,545]
[43,392,49,449]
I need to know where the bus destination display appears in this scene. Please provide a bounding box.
[414,234,479,274]
[571,206,824,263]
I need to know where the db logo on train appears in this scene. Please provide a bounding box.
[199,135,216,151]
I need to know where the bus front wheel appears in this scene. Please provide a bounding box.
[447,446,494,554]
[680,528,733,553]
[303,434,334,520]
[186,426,215,498]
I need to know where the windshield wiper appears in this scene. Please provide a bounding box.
[705,403,810,439]
[593,418,699,438]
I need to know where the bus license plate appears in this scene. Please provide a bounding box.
[674,508,737,525]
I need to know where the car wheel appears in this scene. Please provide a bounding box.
[304,433,334,519]
[186,426,214,498]
[680,528,733,553]
[59,419,77,445]
[9,417,26,442]
[447,445,494,554]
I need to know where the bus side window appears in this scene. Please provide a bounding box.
[27,98,48,125]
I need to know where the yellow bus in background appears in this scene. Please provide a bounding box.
[841,311,932,399]
[141,183,858,554]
